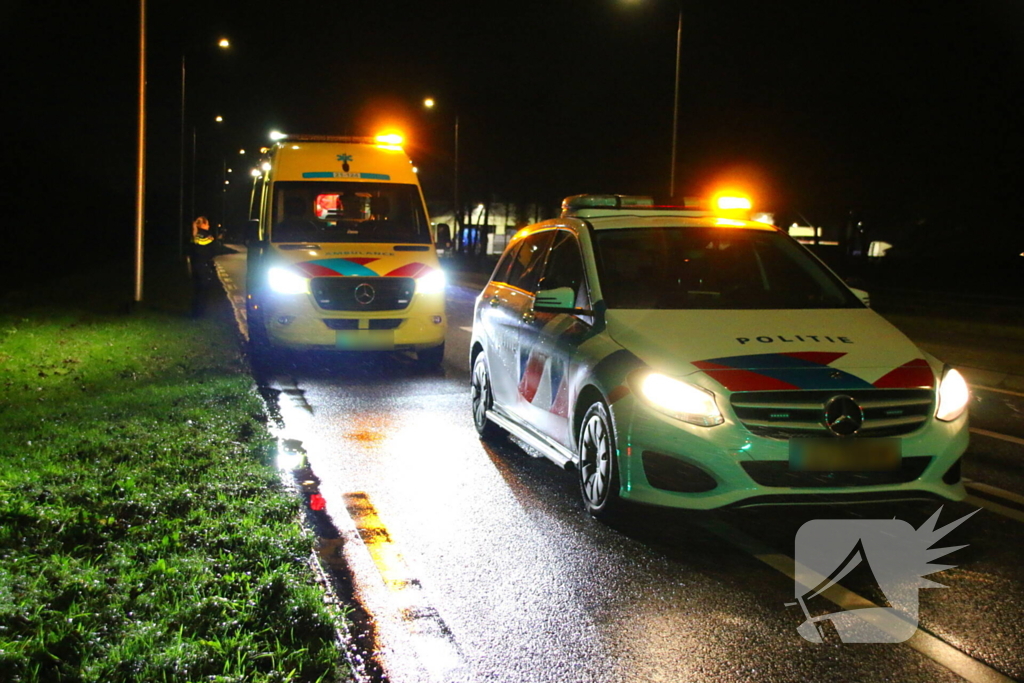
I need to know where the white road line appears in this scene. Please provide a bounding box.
[698,518,1015,683]
[969,428,1024,447]
[971,384,1024,399]
[459,326,473,333]
[964,480,1024,507]
[964,495,1024,524]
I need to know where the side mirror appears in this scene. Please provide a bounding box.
[848,287,871,308]
[535,286,575,310]
[245,219,261,245]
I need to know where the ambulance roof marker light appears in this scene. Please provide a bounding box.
[269,130,286,141]
[374,132,405,151]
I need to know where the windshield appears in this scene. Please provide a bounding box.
[592,227,862,309]
[271,181,430,244]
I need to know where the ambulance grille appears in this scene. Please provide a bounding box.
[730,388,934,439]
[311,277,415,312]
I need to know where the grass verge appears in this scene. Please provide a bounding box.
[0,262,344,682]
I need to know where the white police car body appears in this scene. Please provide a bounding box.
[469,195,969,517]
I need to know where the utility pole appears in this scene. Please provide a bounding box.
[454,116,460,253]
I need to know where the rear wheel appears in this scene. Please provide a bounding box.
[578,400,622,519]
[471,353,503,440]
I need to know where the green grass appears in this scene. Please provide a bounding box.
[0,263,344,682]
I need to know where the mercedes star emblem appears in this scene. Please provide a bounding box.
[824,395,864,436]
[354,283,376,305]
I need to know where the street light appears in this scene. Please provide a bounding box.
[424,97,461,251]
[215,115,223,122]
[218,37,230,48]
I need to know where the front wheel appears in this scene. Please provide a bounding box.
[578,400,623,519]
[416,342,445,369]
[471,353,503,440]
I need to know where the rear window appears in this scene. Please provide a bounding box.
[271,181,430,244]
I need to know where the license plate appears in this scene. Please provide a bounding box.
[335,330,394,350]
[789,438,901,472]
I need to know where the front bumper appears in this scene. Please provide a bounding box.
[612,394,968,510]
[261,290,446,351]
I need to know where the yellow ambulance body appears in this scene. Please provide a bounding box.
[246,135,446,365]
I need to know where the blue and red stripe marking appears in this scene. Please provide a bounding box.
[692,352,934,391]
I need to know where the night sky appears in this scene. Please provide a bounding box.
[4,0,1024,285]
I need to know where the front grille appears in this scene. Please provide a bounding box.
[731,388,934,439]
[323,319,358,330]
[323,318,403,330]
[741,456,933,488]
[311,277,415,312]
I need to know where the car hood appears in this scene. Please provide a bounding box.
[604,308,936,392]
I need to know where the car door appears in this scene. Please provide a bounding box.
[482,230,554,416]
[517,229,593,448]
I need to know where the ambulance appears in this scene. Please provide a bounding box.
[469,195,970,517]
[246,134,447,366]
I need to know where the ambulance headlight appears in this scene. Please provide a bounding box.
[638,373,724,427]
[416,269,446,295]
[936,366,969,422]
[268,267,309,295]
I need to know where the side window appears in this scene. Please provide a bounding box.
[537,231,590,309]
[506,231,555,293]
[490,240,522,285]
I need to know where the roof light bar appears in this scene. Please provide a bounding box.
[716,196,752,210]
[562,195,654,214]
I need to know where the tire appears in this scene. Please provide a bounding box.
[578,400,623,519]
[246,298,274,369]
[470,353,504,440]
[417,342,445,368]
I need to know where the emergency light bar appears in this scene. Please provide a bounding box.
[561,194,755,220]
[273,134,378,144]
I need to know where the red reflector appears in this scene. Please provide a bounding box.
[310,493,326,511]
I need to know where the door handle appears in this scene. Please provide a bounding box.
[488,295,500,307]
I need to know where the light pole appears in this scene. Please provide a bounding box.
[134,0,146,304]
[178,37,230,258]
[669,9,681,199]
[424,97,461,252]
[622,2,683,198]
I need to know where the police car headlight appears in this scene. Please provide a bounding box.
[416,269,446,295]
[268,267,309,295]
[936,366,969,422]
[639,373,724,427]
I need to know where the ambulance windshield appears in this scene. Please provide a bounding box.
[592,227,862,310]
[271,182,430,244]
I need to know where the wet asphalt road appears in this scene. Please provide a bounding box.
[216,252,1023,683]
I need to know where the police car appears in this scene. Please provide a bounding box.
[469,195,969,517]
